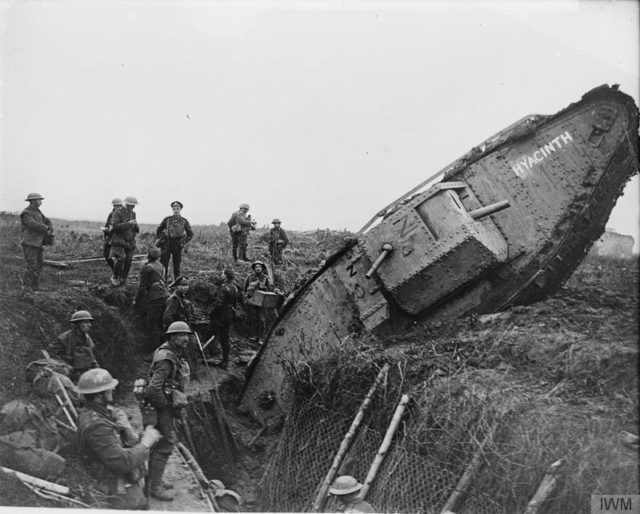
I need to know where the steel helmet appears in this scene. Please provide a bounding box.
[111,197,123,206]
[251,260,266,271]
[239,203,250,210]
[166,321,192,334]
[70,310,94,323]
[329,475,363,496]
[76,368,119,395]
[124,196,139,205]
[25,193,45,201]
[271,218,281,224]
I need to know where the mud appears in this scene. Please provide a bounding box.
[0,213,637,512]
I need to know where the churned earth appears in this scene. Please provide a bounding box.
[0,212,637,512]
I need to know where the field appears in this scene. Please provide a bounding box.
[0,211,637,512]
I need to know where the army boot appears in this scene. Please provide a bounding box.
[148,457,174,501]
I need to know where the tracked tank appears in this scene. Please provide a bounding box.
[239,84,639,421]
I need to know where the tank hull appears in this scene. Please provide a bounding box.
[239,85,639,418]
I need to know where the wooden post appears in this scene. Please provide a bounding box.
[0,466,70,495]
[523,459,564,514]
[359,394,410,501]
[176,442,220,512]
[312,363,390,512]
[440,423,498,514]
[42,260,71,269]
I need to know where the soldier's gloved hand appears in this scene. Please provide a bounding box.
[140,425,161,448]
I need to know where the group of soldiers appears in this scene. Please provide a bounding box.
[99,199,289,287]
[19,192,373,511]
[48,309,374,511]
[19,192,288,298]
[46,309,190,507]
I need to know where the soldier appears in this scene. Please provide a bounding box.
[208,269,239,369]
[102,198,123,280]
[133,248,170,358]
[244,260,273,343]
[145,321,191,501]
[156,201,194,282]
[109,196,139,286]
[268,218,289,265]
[163,276,195,329]
[328,475,375,513]
[77,368,161,510]
[227,203,256,262]
[19,192,54,300]
[48,310,100,382]
[163,276,200,375]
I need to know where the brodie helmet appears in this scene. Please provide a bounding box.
[70,310,94,323]
[165,321,192,334]
[329,475,363,496]
[76,368,119,395]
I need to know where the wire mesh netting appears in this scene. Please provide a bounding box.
[259,397,473,513]
[258,356,639,513]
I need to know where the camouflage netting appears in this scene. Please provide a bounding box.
[257,342,638,513]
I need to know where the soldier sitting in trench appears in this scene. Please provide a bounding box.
[48,310,100,382]
[77,368,161,510]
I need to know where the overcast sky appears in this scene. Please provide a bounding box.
[1,0,638,248]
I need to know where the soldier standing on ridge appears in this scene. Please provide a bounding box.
[77,368,161,510]
[207,268,239,369]
[109,196,139,286]
[133,248,170,359]
[102,198,123,281]
[48,310,100,382]
[268,218,289,266]
[244,260,273,343]
[156,201,193,282]
[145,321,191,501]
[228,203,256,262]
[19,192,54,300]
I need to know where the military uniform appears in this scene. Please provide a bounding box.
[339,498,375,513]
[163,292,195,329]
[208,280,239,367]
[109,207,139,283]
[268,226,289,265]
[227,210,255,261]
[134,261,170,352]
[102,207,120,273]
[20,204,53,293]
[163,292,199,373]
[48,328,99,382]
[156,215,193,281]
[244,271,273,341]
[146,342,190,496]
[78,402,149,510]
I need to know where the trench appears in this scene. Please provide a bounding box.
[177,389,240,487]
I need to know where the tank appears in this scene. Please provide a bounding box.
[239,84,639,421]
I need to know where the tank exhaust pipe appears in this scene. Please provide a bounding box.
[365,243,393,279]
[469,199,510,220]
